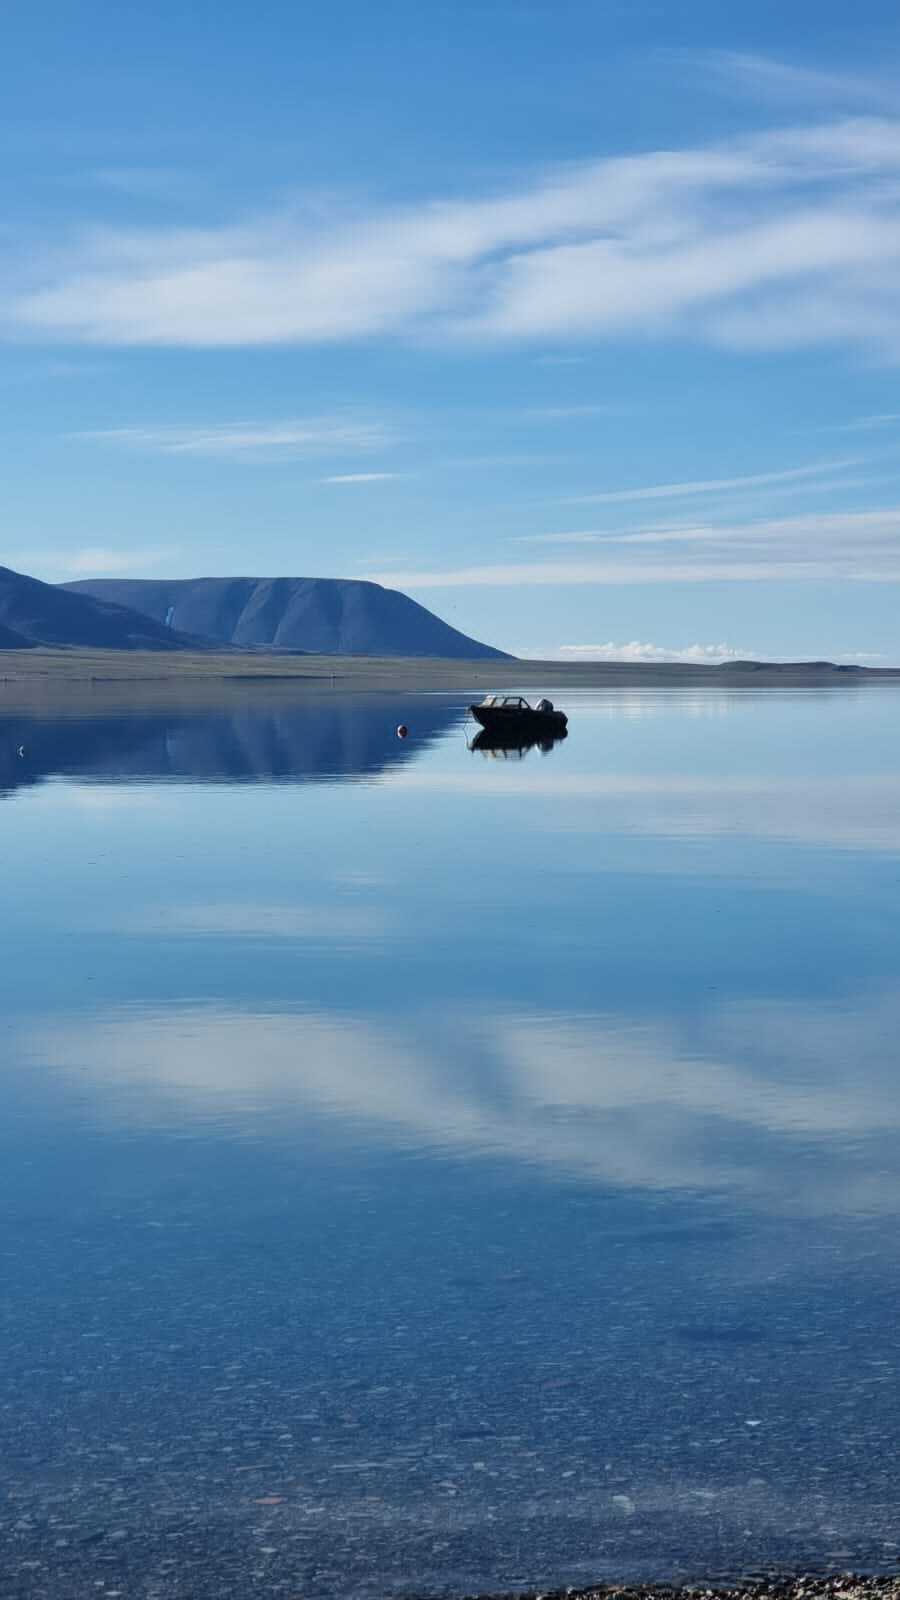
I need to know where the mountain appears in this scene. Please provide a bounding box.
[0,565,202,650]
[0,618,32,649]
[63,576,512,658]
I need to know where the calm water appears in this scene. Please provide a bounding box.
[2,686,900,1599]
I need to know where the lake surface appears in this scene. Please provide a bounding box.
[2,684,900,1599]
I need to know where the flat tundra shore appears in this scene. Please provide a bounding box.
[0,647,898,706]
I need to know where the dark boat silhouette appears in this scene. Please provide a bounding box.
[469,693,568,738]
[469,726,568,759]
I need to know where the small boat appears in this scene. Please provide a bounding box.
[469,694,568,736]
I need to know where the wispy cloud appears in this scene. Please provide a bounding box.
[564,458,857,505]
[10,112,900,356]
[692,50,900,113]
[86,166,194,199]
[825,413,900,432]
[524,403,623,420]
[76,415,392,461]
[368,505,900,588]
[0,357,108,388]
[319,471,403,484]
[20,546,172,579]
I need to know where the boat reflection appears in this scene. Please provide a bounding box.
[469,727,568,759]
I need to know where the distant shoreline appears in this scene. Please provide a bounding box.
[1,647,899,705]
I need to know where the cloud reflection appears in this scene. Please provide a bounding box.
[21,989,900,1216]
[393,768,900,853]
[130,900,390,940]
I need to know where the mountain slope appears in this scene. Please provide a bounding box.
[0,618,32,648]
[63,576,512,659]
[0,566,202,650]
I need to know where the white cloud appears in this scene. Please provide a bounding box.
[825,412,900,432]
[10,114,900,355]
[19,545,172,578]
[551,641,885,665]
[564,458,857,505]
[76,415,392,461]
[693,50,900,113]
[319,471,403,484]
[89,166,192,197]
[368,505,900,588]
[524,403,622,420]
[557,641,749,663]
[533,353,589,366]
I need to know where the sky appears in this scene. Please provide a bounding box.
[3,1,900,662]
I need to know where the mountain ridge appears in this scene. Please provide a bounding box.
[0,566,206,651]
[63,575,511,659]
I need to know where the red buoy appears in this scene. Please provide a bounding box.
[397,724,408,739]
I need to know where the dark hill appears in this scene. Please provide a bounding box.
[63,576,511,659]
[0,618,32,649]
[0,566,201,650]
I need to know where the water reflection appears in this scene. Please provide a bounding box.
[0,695,462,793]
[469,727,568,759]
[20,987,900,1214]
[3,686,900,1596]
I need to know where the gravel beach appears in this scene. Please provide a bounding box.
[465,1579,900,1600]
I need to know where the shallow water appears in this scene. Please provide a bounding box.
[2,685,900,1598]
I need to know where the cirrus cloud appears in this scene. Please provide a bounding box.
[368,505,900,589]
[8,114,900,356]
[75,415,393,461]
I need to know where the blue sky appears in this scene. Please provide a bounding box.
[4,1,900,660]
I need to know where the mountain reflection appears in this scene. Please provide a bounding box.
[0,697,462,791]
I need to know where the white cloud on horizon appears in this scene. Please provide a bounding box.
[10,113,900,356]
[549,641,886,665]
[557,641,750,664]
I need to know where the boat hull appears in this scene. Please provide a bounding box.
[470,706,568,735]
